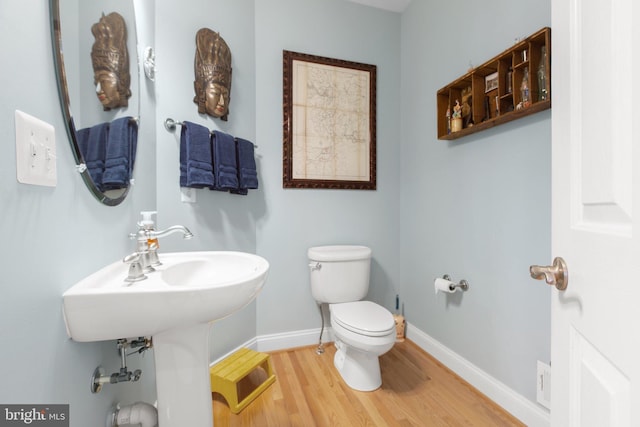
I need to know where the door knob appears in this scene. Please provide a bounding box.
[529,257,568,290]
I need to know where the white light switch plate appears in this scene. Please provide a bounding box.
[15,110,57,187]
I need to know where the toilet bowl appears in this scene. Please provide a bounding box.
[308,245,396,391]
[330,301,396,391]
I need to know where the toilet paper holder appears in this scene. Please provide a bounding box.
[442,275,470,292]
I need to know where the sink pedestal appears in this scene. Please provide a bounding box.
[61,250,270,426]
[154,323,213,427]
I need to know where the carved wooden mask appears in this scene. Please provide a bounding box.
[193,28,232,121]
[90,12,131,111]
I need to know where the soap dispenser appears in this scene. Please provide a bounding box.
[139,211,157,230]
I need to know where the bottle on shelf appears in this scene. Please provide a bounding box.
[520,67,531,108]
[537,46,548,101]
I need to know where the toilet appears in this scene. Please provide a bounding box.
[308,245,396,391]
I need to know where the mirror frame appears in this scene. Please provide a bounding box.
[49,0,132,206]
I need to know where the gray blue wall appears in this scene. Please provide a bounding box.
[0,0,157,422]
[0,0,550,425]
[400,0,551,404]
[154,0,260,358]
[254,0,402,339]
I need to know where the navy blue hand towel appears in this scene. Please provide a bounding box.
[102,117,138,189]
[76,127,90,164]
[230,137,258,195]
[211,130,239,191]
[180,121,214,188]
[79,122,109,191]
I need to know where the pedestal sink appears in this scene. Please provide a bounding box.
[62,251,269,427]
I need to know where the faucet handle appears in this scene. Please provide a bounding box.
[123,252,147,283]
[123,252,140,263]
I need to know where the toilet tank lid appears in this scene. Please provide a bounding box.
[308,245,372,261]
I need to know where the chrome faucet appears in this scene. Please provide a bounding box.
[129,225,194,271]
[124,212,194,281]
[148,225,195,240]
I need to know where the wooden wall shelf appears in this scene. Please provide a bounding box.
[437,27,551,140]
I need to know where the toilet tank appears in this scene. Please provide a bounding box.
[308,245,372,304]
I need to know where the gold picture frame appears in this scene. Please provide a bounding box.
[282,50,376,190]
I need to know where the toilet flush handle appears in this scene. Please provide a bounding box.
[309,262,322,271]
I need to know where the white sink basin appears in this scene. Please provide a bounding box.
[63,251,268,342]
[62,250,269,427]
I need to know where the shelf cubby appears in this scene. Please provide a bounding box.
[437,27,551,140]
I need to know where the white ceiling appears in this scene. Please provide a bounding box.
[346,0,411,13]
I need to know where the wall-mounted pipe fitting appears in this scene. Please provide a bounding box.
[91,338,151,393]
[107,402,158,427]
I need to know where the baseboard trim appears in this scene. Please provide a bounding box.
[406,322,550,427]
[256,327,331,353]
[211,328,329,365]
[210,324,550,427]
[211,337,259,366]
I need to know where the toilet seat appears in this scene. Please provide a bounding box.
[330,301,395,337]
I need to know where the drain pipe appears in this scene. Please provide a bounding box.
[106,402,158,427]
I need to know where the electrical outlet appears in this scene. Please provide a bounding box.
[15,110,57,187]
[537,360,551,409]
[180,187,197,203]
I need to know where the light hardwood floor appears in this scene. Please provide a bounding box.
[212,340,525,426]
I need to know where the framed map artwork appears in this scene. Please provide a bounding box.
[282,50,376,189]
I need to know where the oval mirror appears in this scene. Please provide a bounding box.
[50,0,140,206]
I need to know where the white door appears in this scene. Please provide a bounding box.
[545,0,640,425]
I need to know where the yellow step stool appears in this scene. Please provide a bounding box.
[210,348,276,414]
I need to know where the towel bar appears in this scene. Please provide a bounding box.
[164,118,185,132]
[164,118,258,148]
